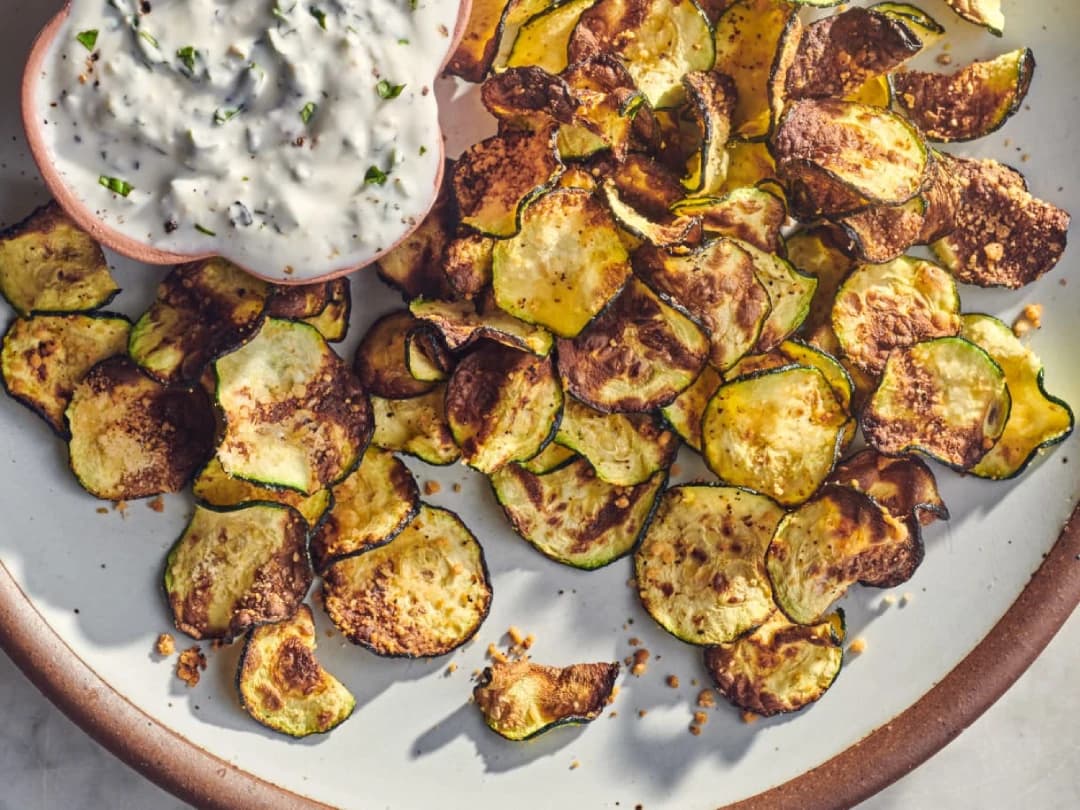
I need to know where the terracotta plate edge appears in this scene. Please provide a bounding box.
[0,500,1077,810]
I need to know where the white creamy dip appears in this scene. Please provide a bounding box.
[35,0,459,280]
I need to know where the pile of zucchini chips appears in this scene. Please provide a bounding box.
[1,0,1073,741]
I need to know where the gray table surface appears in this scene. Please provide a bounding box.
[2,609,1077,810]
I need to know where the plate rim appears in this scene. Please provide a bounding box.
[1,500,1076,810]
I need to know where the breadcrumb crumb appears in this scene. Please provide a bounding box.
[176,646,206,687]
[423,480,441,496]
[154,633,175,656]
[901,592,914,606]
[638,709,648,718]
[112,500,128,517]
[693,711,708,726]
[849,637,868,654]
[95,507,109,515]
[446,662,458,675]
[697,689,716,709]
[486,643,508,664]
[689,724,702,736]
[569,760,580,770]
[451,482,462,493]
[741,711,760,725]
[628,637,641,647]
[665,675,679,689]
[1012,304,1044,337]
[882,594,897,606]
[507,626,525,645]
[607,685,621,705]
[629,649,650,676]
[147,496,165,513]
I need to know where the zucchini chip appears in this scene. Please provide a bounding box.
[405,326,455,383]
[491,457,666,569]
[702,366,849,507]
[556,279,709,413]
[772,99,929,217]
[872,3,946,48]
[0,202,119,317]
[371,387,461,466]
[507,0,596,74]
[961,314,1075,481]
[916,156,962,246]
[481,66,581,131]
[767,486,920,625]
[832,256,961,376]
[558,55,643,161]
[446,342,563,473]
[354,310,436,399]
[129,259,269,385]
[944,0,1004,36]
[492,188,631,338]
[474,659,620,741]
[741,241,818,353]
[836,196,927,264]
[828,448,949,528]
[930,156,1070,289]
[192,458,332,529]
[601,181,703,250]
[660,365,723,451]
[785,225,857,338]
[410,295,554,357]
[713,0,801,139]
[454,126,564,238]
[633,239,770,372]
[892,49,1034,143]
[215,318,372,494]
[446,0,514,82]
[266,281,333,320]
[636,486,785,645]
[1,313,130,435]
[322,505,492,658]
[555,397,677,486]
[777,340,857,448]
[681,72,736,197]
[567,0,714,109]
[237,605,355,738]
[786,7,921,102]
[164,503,312,642]
[444,231,494,301]
[376,167,456,301]
[520,441,577,474]
[671,187,786,254]
[67,357,215,500]
[310,448,420,571]
[301,279,351,343]
[862,337,1011,470]
[703,609,845,716]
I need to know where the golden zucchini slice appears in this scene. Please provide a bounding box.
[474,659,620,741]
[660,365,723,452]
[454,126,563,238]
[309,448,421,571]
[192,458,332,529]
[554,397,677,486]
[410,295,554,357]
[636,485,784,645]
[740,241,817,353]
[66,357,215,501]
[836,196,928,264]
[567,0,714,109]
[519,441,578,474]
[507,0,596,74]
[446,0,514,81]
[215,319,372,494]
[600,181,703,250]
[556,279,709,413]
[862,337,1011,470]
[322,505,492,658]
[702,366,848,507]
[633,239,770,372]
[405,325,455,383]
[444,230,494,301]
[767,486,921,625]
[446,342,563,474]
[681,71,736,197]
[0,202,119,317]
[301,279,351,343]
[558,55,644,162]
[371,387,461,466]
[491,457,666,569]
[670,187,787,254]
[944,0,1004,36]
[777,339,857,448]
[785,224,857,338]
[828,448,949,528]
[892,49,1034,143]
[832,256,961,376]
[129,259,269,385]
[165,503,311,642]
[480,66,580,131]
[930,155,1070,289]
[354,310,436,399]
[376,168,456,301]
[492,188,631,338]
[1,313,130,435]
[871,2,946,48]
[961,315,1075,481]
[237,605,355,738]
[703,609,844,716]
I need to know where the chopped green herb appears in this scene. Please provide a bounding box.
[98,176,133,197]
[76,30,99,52]
[419,145,427,156]
[176,46,197,73]
[214,107,242,125]
[309,6,328,28]
[195,224,217,236]
[376,80,406,100]
[138,30,160,49]
[397,38,410,45]
[409,0,418,9]
[364,165,389,186]
[300,102,318,124]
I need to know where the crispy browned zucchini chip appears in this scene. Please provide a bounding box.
[237,604,355,738]
[371,386,461,466]
[671,187,786,253]
[832,256,961,376]
[215,319,372,494]
[354,310,436,399]
[557,279,709,413]
[410,294,554,356]
[738,241,817,353]
[0,202,119,317]
[301,279,351,343]
[660,365,723,451]
[786,7,921,102]
[322,505,492,658]
[266,281,332,320]
[930,155,1070,289]
[164,502,312,641]
[507,0,596,74]
[703,366,848,507]
[892,49,1034,142]
[67,357,214,500]
[836,196,927,264]
[446,0,514,82]
[786,225,857,338]
[872,2,946,48]
[767,486,922,626]
[943,0,1004,36]
[636,486,784,645]
[634,239,770,372]
[704,609,845,716]
[491,457,665,569]
[309,448,420,570]
[192,457,332,529]
[828,448,949,528]
[446,341,563,473]
[474,659,619,740]
[1,313,130,435]
[129,259,269,385]
[444,230,494,300]
[482,66,581,130]
[961,314,1075,481]
[862,337,1011,470]
[454,126,563,238]
[601,181,703,249]
[681,71,736,197]
[603,154,690,220]
[405,325,455,383]
[558,55,644,161]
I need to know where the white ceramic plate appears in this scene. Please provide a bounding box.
[2,2,1078,808]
